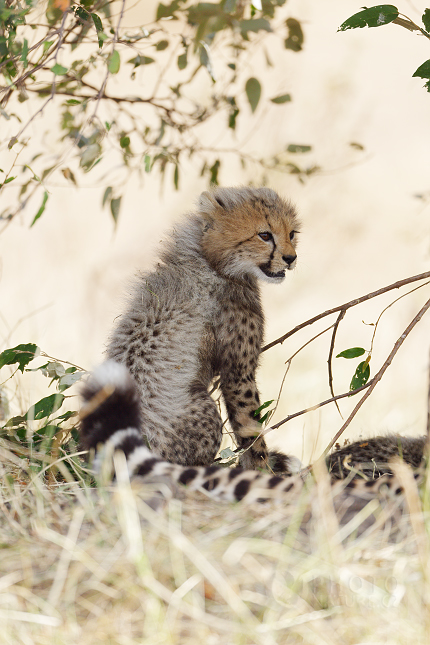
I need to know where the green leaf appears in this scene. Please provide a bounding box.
[75,6,91,23]
[245,77,261,113]
[0,343,39,373]
[30,191,49,227]
[91,13,106,48]
[21,38,28,69]
[156,40,169,51]
[239,18,271,37]
[200,42,215,82]
[338,5,398,31]
[219,447,236,460]
[58,371,85,392]
[287,144,312,153]
[56,410,79,422]
[110,196,122,223]
[120,135,130,148]
[270,93,291,104]
[177,51,187,70]
[423,9,430,33]
[79,143,102,170]
[4,416,26,428]
[156,1,183,20]
[144,155,152,172]
[91,12,103,31]
[26,393,65,421]
[4,176,16,184]
[108,50,120,74]
[51,63,68,76]
[128,55,155,67]
[254,400,274,416]
[412,59,430,80]
[284,18,304,51]
[65,99,81,105]
[349,361,371,392]
[43,40,54,54]
[42,361,65,379]
[336,347,366,359]
[102,186,113,207]
[173,164,179,190]
[209,159,220,184]
[228,106,239,130]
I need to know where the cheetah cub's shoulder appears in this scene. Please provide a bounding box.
[106,186,300,473]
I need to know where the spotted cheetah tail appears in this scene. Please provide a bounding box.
[80,360,148,460]
[268,449,303,476]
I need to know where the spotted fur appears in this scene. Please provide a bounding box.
[80,361,427,508]
[106,187,300,472]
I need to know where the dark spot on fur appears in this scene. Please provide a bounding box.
[202,477,219,491]
[234,478,251,501]
[268,476,282,488]
[228,468,243,480]
[244,390,253,398]
[238,401,247,408]
[135,458,159,478]
[204,466,220,477]
[395,486,403,495]
[178,468,198,485]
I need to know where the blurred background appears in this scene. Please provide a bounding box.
[1,0,429,465]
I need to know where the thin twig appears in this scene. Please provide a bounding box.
[7,12,69,143]
[324,295,430,455]
[270,323,335,422]
[90,0,127,123]
[327,310,345,419]
[262,271,430,352]
[265,380,374,434]
[368,279,430,357]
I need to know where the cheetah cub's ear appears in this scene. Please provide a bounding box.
[198,190,226,219]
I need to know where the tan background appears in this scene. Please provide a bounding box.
[1,0,429,464]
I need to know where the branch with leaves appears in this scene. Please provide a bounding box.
[257,272,430,459]
[0,0,321,226]
[339,4,430,91]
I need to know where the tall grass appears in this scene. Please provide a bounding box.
[1,444,429,645]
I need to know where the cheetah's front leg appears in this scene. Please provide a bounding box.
[216,315,270,471]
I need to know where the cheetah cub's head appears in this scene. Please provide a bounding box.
[198,186,300,283]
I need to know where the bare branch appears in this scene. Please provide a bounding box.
[265,379,374,434]
[324,295,430,455]
[262,271,430,352]
[327,309,345,419]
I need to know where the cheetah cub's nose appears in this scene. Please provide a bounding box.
[282,254,297,269]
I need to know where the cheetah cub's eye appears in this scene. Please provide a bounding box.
[258,232,273,242]
[289,230,296,241]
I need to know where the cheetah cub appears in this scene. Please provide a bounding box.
[106,186,300,473]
